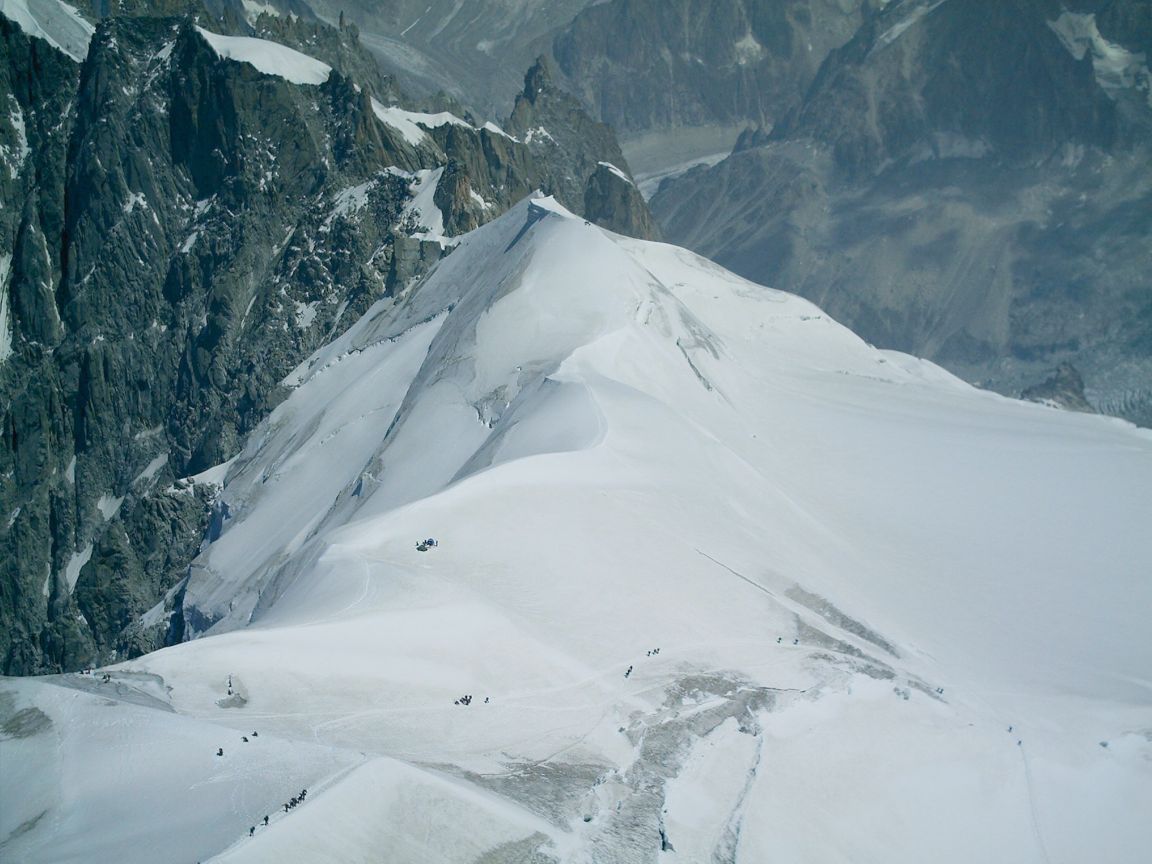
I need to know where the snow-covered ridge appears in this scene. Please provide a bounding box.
[370,97,516,147]
[195,26,331,86]
[4,197,1150,864]
[0,0,93,62]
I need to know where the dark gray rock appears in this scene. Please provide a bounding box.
[584,163,662,241]
[505,56,659,239]
[1021,362,1096,413]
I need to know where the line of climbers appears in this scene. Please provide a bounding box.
[246,789,308,839]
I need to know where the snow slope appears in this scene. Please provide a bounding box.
[0,0,93,62]
[3,197,1150,864]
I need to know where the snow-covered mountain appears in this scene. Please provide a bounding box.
[3,196,1150,864]
[0,2,653,675]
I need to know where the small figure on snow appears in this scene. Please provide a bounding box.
[242,736,249,742]
[249,827,255,837]
[263,815,269,826]
[216,748,224,756]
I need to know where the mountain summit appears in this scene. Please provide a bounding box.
[4,196,1150,864]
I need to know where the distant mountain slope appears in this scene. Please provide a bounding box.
[552,0,870,137]
[653,0,1152,425]
[3,197,1150,864]
[304,0,599,116]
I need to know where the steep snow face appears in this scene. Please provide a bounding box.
[4,198,1151,864]
[195,26,332,86]
[0,0,93,62]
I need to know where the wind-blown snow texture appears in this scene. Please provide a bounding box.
[3,197,1150,864]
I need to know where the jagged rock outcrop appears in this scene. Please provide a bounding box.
[505,56,659,240]
[1021,362,1096,413]
[0,8,649,673]
[584,163,662,240]
[653,0,1152,426]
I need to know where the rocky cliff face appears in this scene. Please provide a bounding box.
[0,6,655,674]
[653,0,1152,425]
[506,55,654,238]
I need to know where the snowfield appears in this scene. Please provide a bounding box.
[0,0,93,62]
[3,196,1150,864]
[196,26,332,86]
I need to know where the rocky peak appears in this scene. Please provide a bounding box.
[505,56,658,239]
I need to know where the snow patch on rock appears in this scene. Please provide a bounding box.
[196,26,331,86]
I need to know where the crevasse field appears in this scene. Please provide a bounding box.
[3,197,1150,864]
